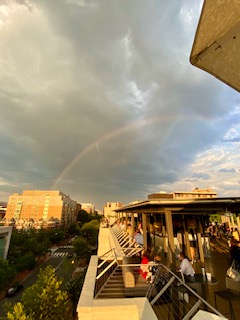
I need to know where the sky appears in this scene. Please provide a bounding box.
[0,0,240,210]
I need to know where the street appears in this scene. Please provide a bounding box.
[0,246,74,317]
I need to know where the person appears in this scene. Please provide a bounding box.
[232,228,240,241]
[137,222,143,234]
[229,238,240,267]
[178,253,195,281]
[140,250,150,280]
[134,229,144,245]
[146,255,161,284]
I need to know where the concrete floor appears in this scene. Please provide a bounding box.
[200,251,240,319]
[164,236,240,320]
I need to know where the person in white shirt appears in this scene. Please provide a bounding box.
[178,253,195,281]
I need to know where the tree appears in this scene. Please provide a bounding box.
[0,258,16,290]
[80,220,99,246]
[72,237,90,259]
[65,273,86,309]
[15,252,36,272]
[46,228,65,244]
[19,266,70,320]
[77,210,91,224]
[7,303,32,320]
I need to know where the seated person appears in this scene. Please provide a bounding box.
[140,250,150,280]
[178,253,195,282]
[146,255,161,284]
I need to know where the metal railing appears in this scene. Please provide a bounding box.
[111,224,144,256]
[94,252,119,298]
[146,264,225,320]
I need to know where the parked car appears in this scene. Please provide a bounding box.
[6,283,23,297]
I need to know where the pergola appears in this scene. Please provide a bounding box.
[115,197,240,270]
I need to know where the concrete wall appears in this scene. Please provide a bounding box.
[77,256,157,320]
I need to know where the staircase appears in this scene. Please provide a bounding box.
[96,267,126,299]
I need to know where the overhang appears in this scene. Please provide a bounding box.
[115,198,240,215]
[190,0,240,92]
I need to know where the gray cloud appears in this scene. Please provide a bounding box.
[0,0,238,208]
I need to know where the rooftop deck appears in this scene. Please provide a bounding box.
[77,225,240,319]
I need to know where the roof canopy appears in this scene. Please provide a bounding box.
[115,198,240,215]
[190,0,240,92]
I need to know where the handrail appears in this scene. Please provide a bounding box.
[96,259,118,280]
[146,264,225,319]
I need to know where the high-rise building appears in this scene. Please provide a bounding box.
[5,190,78,229]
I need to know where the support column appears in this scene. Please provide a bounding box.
[142,213,147,249]
[131,213,135,238]
[196,218,205,264]
[237,216,240,232]
[231,214,235,228]
[165,210,176,270]
[183,217,191,260]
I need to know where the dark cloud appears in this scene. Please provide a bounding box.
[218,168,237,174]
[0,0,238,208]
[191,172,210,180]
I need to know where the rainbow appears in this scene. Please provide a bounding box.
[51,114,188,189]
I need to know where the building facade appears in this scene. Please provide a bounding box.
[103,202,124,224]
[148,188,217,200]
[5,190,78,229]
[0,226,12,259]
[81,203,95,214]
[0,202,7,219]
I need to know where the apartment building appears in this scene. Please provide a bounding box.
[5,190,78,229]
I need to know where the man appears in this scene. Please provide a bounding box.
[178,253,195,281]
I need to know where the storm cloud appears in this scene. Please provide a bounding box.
[0,0,239,208]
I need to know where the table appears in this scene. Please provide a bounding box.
[186,273,218,300]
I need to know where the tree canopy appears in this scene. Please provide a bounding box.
[0,258,16,290]
[7,266,70,320]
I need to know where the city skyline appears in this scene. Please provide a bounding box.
[0,0,239,209]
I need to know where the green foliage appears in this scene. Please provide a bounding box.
[80,220,99,246]
[77,210,91,224]
[20,266,70,320]
[209,214,222,223]
[72,237,90,259]
[67,223,80,236]
[7,303,32,320]
[15,252,36,272]
[65,273,86,307]
[46,228,65,244]
[0,258,16,290]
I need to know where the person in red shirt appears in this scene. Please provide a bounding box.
[140,250,150,280]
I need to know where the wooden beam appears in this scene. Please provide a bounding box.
[142,213,147,249]
[237,216,240,232]
[196,218,205,264]
[183,218,191,260]
[131,213,135,238]
[165,210,176,270]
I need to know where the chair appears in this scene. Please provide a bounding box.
[214,290,240,320]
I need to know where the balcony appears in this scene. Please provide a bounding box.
[76,225,226,320]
